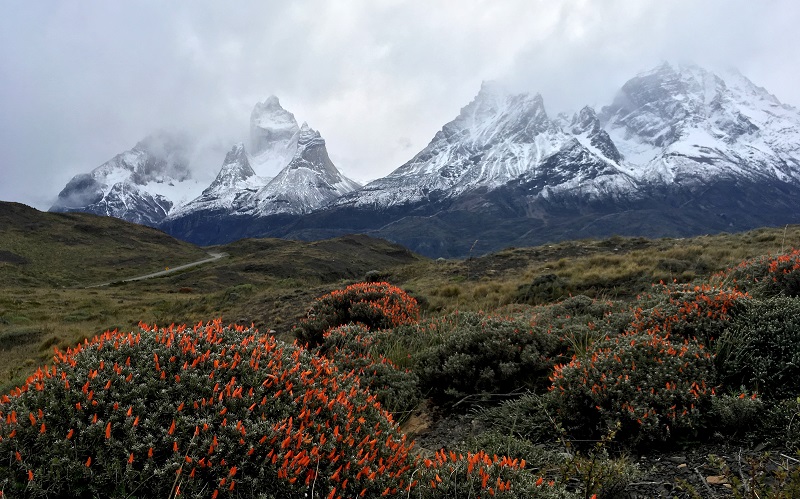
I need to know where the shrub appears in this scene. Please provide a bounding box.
[534,296,633,358]
[707,390,764,437]
[549,331,715,445]
[472,392,562,445]
[515,274,570,305]
[413,312,559,406]
[627,282,749,346]
[464,430,556,466]
[295,282,419,347]
[716,297,800,400]
[0,320,416,498]
[414,449,577,499]
[321,324,420,420]
[718,248,800,298]
[759,398,800,450]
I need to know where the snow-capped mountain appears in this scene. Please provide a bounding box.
[50,132,206,226]
[599,62,800,185]
[158,98,360,245]
[334,80,637,211]
[289,63,800,257]
[166,143,267,218]
[236,123,361,217]
[249,95,302,179]
[51,96,359,236]
[50,63,800,257]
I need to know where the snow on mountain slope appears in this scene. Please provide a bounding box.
[338,81,629,208]
[336,63,800,212]
[50,131,206,226]
[600,62,800,185]
[237,123,361,216]
[248,96,301,179]
[167,143,268,218]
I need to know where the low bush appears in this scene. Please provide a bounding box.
[295,282,419,347]
[719,248,800,298]
[759,398,800,450]
[472,392,562,445]
[0,320,416,498]
[628,282,749,346]
[414,449,577,499]
[716,297,800,400]
[413,312,559,406]
[321,324,420,420]
[549,331,715,446]
[708,391,765,437]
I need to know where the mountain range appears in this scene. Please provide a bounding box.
[50,62,800,257]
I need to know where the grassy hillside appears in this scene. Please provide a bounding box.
[2,202,799,392]
[0,202,209,287]
[0,205,423,388]
[3,203,800,496]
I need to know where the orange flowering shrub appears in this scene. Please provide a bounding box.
[295,282,420,347]
[414,449,575,498]
[0,320,416,498]
[718,248,800,298]
[549,331,715,445]
[627,282,749,345]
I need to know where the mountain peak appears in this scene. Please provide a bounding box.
[297,123,324,149]
[250,96,300,157]
[201,142,258,197]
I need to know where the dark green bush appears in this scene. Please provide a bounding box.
[716,297,800,400]
[515,274,570,305]
[759,398,800,450]
[321,324,420,419]
[472,392,562,445]
[414,312,559,406]
[295,282,419,347]
[708,391,765,437]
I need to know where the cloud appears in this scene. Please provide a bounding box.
[1,0,798,210]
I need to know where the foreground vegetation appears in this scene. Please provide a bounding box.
[3,203,800,496]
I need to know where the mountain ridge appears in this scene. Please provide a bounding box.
[48,63,800,257]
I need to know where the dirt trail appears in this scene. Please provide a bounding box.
[86,252,228,288]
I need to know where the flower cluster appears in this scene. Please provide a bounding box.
[628,282,749,345]
[296,282,420,346]
[414,449,574,498]
[550,332,715,444]
[322,324,420,419]
[0,320,416,498]
[718,248,800,298]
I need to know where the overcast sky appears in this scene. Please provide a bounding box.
[2,0,799,210]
